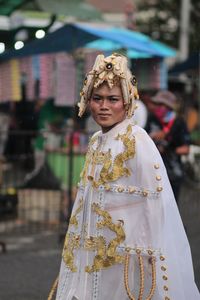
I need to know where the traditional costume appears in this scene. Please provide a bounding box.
[50,54,199,300]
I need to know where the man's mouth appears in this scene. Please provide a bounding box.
[98,114,111,117]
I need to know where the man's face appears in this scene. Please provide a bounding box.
[89,83,126,133]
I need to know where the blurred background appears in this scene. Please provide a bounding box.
[0,1,199,299]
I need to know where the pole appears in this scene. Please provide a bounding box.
[179,0,191,61]
[198,52,200,125]
[67,130,74,224]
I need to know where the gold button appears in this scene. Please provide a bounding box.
[157,187,163,192]
[129,187,135,193]
[118,187,124,193]
[163,275,168,280]
[125,247,131,252]
[143,191,148,197]
[163,285,169,291]
[156,175,161,181]
[136,248,141,254]
[154,164,160,169]
[148,249,153,255]
[160,255,165,261]
[161,266,167,271]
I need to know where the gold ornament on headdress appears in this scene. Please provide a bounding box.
[78,53,139,118]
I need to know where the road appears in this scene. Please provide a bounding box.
[0,232,62,300]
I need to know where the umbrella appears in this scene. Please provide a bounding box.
[0,23,176,61]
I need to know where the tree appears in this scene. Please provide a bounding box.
[136,0,200,54]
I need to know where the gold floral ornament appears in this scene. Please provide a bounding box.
[78,53,139,118]
[62,198,83,272]
[84,203,125,273]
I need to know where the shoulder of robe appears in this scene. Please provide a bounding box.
[89,130,101,146]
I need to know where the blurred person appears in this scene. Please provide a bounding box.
[185,100,200,145]
[145,90,190,203]
[186,101,199,133]
[0,111,10,159]
[48,54,199,300]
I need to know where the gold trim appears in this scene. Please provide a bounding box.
[124,251,156,300]
[146,256,156,300]
[124,252,136,300]
[47,276,59,300]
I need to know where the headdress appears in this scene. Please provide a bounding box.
[78,53,139,118]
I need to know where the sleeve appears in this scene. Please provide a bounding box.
[132,127,199,299]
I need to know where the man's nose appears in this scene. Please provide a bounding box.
[100,99,109,109]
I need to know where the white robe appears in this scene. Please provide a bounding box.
[56,118,200,300]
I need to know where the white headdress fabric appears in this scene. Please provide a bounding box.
[78,53,139,117]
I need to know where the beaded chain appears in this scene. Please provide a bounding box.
[138,253,145,300]
[124,252,135,300]
[146,256,156,300]
[47,276,59,300]
[124,250,156,300]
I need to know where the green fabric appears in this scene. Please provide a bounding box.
[0,0,32,16]
[47,153,85,189]
[34,100,72,150]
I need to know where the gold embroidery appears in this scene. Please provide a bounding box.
[62,233,80,272]
[84,203,125,273]
[90,148,111,179]
[93,124,135,187]
[62,198,83,272]
[80,150,91,185]
[69,198,83,228]
[80,134,99,185]
[81,125,135,187]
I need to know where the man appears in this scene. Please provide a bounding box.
[145,90,190,203]
[49,54,199,300]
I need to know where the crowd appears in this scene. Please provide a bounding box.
[0,85,199,197]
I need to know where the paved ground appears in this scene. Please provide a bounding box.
[179,179,200,289]
[0,232,62,300]
[0,180,200,300]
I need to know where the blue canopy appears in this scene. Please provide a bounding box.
[85,39,152,59]
[0,23,176,62]
[81,25,176,58]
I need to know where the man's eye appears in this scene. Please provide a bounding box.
[109,98,118,102]
[92,96,101,101]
